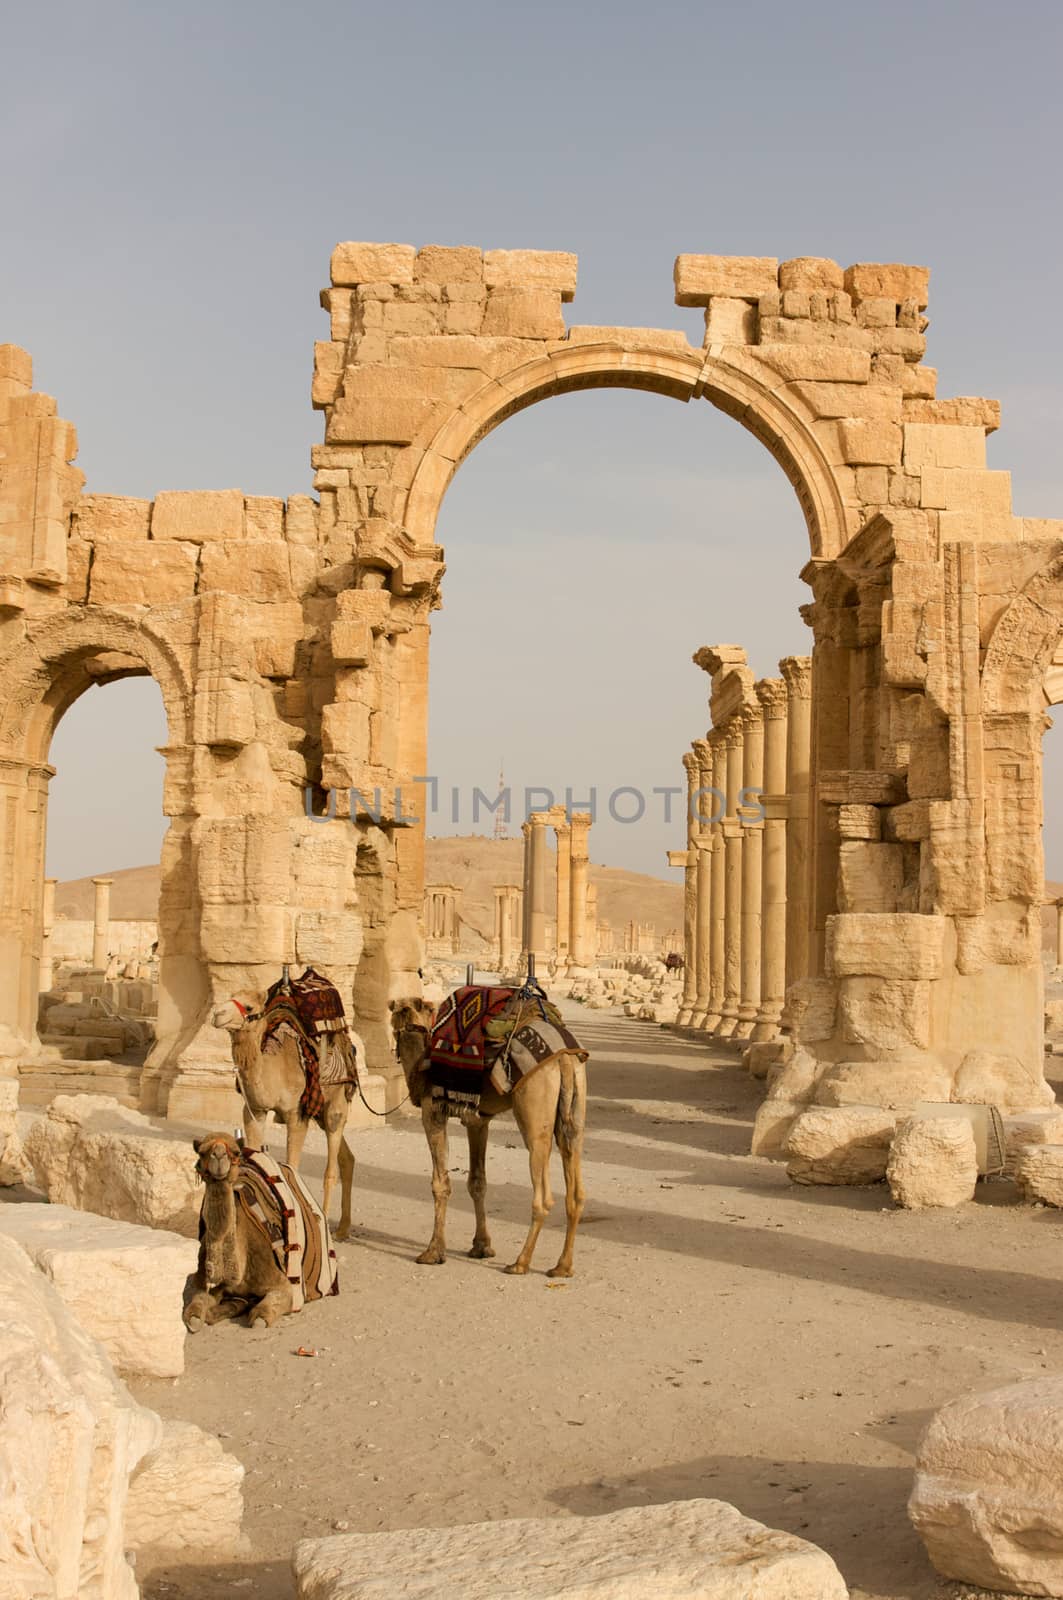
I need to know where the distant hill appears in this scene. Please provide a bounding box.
[55,835,684,948]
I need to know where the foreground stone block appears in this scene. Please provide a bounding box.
[292,1497,848,1598]
[1014,1144,1063,1207]
[24,1095,200,1236]
[1003,1110,1063,1173]
[953,1048,1056,1113]
[125,1419,246,1557]
[910,1376,1063,1595]
[887,1116,977,1209]
[786,1105,897,1185]
[0,1202,195,1376]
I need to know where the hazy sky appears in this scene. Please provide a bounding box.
[14,0,1063,882]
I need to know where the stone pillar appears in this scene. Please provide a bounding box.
[520,821,532,955]
[527,812,549,963]
[1056,898,1063,975]
[676,751,699,1025]
[704,732,727,1031]
[585,883,598,957]
[753,679,788,1039]
[494,884,520,970]
[781,656,812,989]
[690,738,713,1027]
[40,877,57,993]
[449,887,462,954]
[715,720,744,1038]
[91,877,113,972]
[568,811,592,968]
[735,702,764,1039]
[553,814,571,958]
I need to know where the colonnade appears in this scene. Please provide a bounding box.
[518,807,596,969]
[675,646,812,1040]
[424,883,462,954]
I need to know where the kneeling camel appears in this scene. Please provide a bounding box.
[184,1133,294,1330]
[390,999,588,1277]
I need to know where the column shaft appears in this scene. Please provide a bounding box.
[40,876,57,993]
[735,705,764,1039]
[716,721,744,1038]
[92,877,113,971]
[753,678,788,1039]
[568,811,592,967]
[527,814,548,962]
[554,820,571,957]
[677,751,699,1025]
[782,657,812,989]
[704,734,727,1030]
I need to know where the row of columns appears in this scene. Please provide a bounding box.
[519,808,596,969]
[675,654,812,1039]
[424,882,462,953]
[38,873,112,992]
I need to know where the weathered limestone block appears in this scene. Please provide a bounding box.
[482,248,577,299]
[778,257,843,292]
[1004,1111,1063,1173]
[954,1049,1055,1113]
[782,977,837,1042]
[199,539,293,601]
[292,1497,848,1599]
[955,908,1040,974]
[151,488,244,542]
[414,244,483,284]
[1015,1145,1063,1207]
[838,977,930,1052]
[89,539,198,604]
[125,1419,246,1557]
[742,1038,790,1080]
[837,419,902,466]
[750,1098,805,1158]
[887,1116,977,1209]
[786,1105,898,1185]
[904,395,1000,430]
[0,1202,195,1377]
[75,495,152,541]
[817,1052,951,1110]
[903,422,986,470]
[243,495,285,540]
[0,1234,160,1600]
[330,242,416,286]
[844,262,929,307]
[0,1076,28,1186]
[826,913,945,980]
[910,1376,1063,1595]
[743,345,870,383]
[481,289,565,339]
[674,254,778,306]
[837,842,904,912]
[24,1095,201,1236]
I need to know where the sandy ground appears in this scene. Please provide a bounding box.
[130,1006,1063,1600]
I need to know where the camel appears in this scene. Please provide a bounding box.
[390,997,588,1277]
[184,1133,294,1330]
[212,990,361,1240]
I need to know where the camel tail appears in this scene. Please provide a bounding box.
[555,1051,588,1148]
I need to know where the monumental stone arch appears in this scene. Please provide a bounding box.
[2,243,1062,1179]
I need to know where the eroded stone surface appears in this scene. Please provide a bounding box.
[887,1115,977,1209]
[125,1419,246,1557]
[786,1106,897,1185]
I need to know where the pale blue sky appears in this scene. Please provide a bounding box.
[12,0,1063,880]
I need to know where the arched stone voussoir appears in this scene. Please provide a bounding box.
[403,340,852,558]
[983,551,1063,716]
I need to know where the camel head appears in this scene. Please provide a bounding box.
[212,992,266,1032]
[389,998,435,1098]
[194,1132,243,1184]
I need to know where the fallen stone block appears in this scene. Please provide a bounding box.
[126,1419,246,1557]
[0,1202,195,1377]
[887,1116,977,1209]
[1015,1144,1063,1207]
[1003,1110,1063,1174]
[24,1094,201,1236]
[292,1497,849,1598]
[786,1105,897,1185]
[910,1375,1063,1595]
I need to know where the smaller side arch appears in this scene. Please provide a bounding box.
[982,547,1063,715]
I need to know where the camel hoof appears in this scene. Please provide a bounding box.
[503,1261,529,1276]
[249,1315,270,1331]
[185,1315,203,1333]
[416,1249,446,1266]
[468,1244,496,1259]
[547,1264,574,1279]
[333,1226,351,1244]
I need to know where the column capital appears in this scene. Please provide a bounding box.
[739,701,763,732]
[92,876,115,887]
[756,677,788,718]
[682,750,699,775]
[722,717,745,750]
[528,810,550,830]
[568,810,592,832]
[780,655,812,697]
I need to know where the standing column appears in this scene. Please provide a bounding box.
[753,679,788,1039]
[703,732,727,1031]
[676,752,699,1025]
[520,821,532,956]
[40,876,57,993]
[91,877,113,972]
[553,814,571,959]
[568,811,592,968]
[781,656,812,989]
[1056,898,1063,975]
[689,739,713,1026]
[585,883,598,959]
[735,702,764,1039]
[527,813,549,963]
[449,888,462,954]
[715,719,745,1038]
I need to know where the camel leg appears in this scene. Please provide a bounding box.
[465,1116,494,1258]
[242,1103,269,1153]
[548,1117,586,1279]
[248,1283,294,1329]
[334,1134,355,1242]
[283,1112,311,1173]
[505,1086,556,1276]
[417,1097,450,1265]
[321,1102,348,1237]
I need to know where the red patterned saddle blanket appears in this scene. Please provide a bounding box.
[260,967,359,1121]
[427,985,586,1114]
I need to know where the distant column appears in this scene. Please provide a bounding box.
[715,719,744,1038]
[735,701,764,1039]
[520,821,532,956]
[1056,898,1063,974]
[781,656,813,988]
[585,883,599,958]
[527,813,549,962]
[703,732,727,1032]
[449,887,462,954]
[676,751,699,1026]
[553,814,572,958]
[690,738,713,1027]
[753,678,789,1039]
[91,877,113,971]
[568,811,593,968]
[40,876,57,992]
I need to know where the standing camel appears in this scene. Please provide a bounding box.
[390,998,588,1277]
[212,991,361,1241]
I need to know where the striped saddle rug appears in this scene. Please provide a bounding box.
[427,985,587,1115]
[260,967,360,1121]
[233,1149,339,1310]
